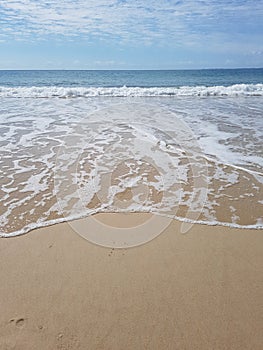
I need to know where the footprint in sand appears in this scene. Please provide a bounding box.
[9,318,26,329]
[108,248,115,256]
[15,318,25,328]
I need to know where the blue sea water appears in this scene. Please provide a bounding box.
[0,68,262,87]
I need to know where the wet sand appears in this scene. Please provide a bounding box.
[0,214,262,349]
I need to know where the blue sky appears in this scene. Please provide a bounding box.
[0,0,262,69]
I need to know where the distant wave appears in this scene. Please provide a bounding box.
[0,83,263,98]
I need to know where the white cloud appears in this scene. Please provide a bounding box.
[0,0,262,48]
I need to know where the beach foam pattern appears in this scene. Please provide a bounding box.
[0,84,263,98]
[0,98,262,237]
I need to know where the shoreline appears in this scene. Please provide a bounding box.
[0,213,262,349]
[1,210,262,239]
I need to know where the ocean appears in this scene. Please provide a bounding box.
[0,69,262,237]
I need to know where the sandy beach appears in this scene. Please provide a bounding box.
[0,213,262,350]
[1,1,263,349]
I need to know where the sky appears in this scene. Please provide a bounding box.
[0,0,262,70]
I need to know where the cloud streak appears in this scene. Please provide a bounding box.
[0,0,262,47]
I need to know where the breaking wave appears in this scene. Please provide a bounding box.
[0,83,263,98]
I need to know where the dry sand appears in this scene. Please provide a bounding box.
[0,213,262,349]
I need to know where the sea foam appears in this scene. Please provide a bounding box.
[0,98,262,237]
[0,83,263,98]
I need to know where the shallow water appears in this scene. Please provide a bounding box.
[1,96,262,236]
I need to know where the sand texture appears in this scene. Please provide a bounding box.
[0,214,262,350]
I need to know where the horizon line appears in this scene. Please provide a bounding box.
[0,67,262,71]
